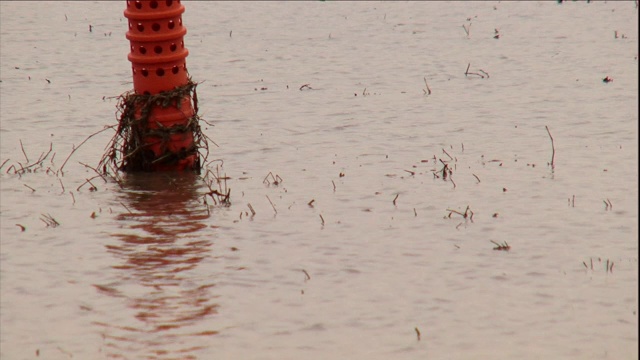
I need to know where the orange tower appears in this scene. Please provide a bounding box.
[123,0,198,171]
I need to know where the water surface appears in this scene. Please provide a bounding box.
[1,1,638,359]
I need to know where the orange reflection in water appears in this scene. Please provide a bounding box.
[94,173,219,359]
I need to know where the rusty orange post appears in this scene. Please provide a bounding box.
[122,0,198,171]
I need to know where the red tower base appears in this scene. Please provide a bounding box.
[99,79,204,173]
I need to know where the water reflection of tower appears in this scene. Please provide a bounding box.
[94,173,219,359]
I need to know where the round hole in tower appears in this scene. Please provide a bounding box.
[137,23,144,32]
[154,45,162,54]
[168,20,175,29]
[170,43,177,52]
[156,68,165,77]
[139,46,147,54]
[141,68,149,77]
[166,0,173,6]
[172,65,179,74]
[135,0,142,9]
[152,23,160,32]
[178,17,182,26]
[150,0,158,9]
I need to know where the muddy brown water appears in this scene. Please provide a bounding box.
[1,1,638,359]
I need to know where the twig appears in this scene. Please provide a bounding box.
[439,159,450,180]
[79,162,108,183]
[464,205,472,220]
[35,142,53,164]
[266,195,277,214]
[319,214,325,226]
[263,171,273,185]
[308,199,315,207]
[442,148,453,161]
[21,155,49,173]
[77,176,100,191]
[120,201,133,214]
[393,194,399,206]
[462,23,471,37]
[56,346,73,358]
[572,195,575,208]
[472,173,481,183]
[263,171,282,186]
[332,180,336,192]
[23,184,36,192]
[415,327,421,341]
[0,158,9,171]
[40,213,60,227]
[545,125,555,169]
[205,158,224,168]
[447,209,465,217]
[423,77,432,95]
[19,139,29,163]
[490,240,510,251]
[302,269,311,281]
[70,192,75,205]
[202,168,231,206]
[60,126,114,173]
[464,63,485,78]
[447,206,473,220]
[247,203,256,216]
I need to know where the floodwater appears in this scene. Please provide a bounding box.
[1,1,638,359]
